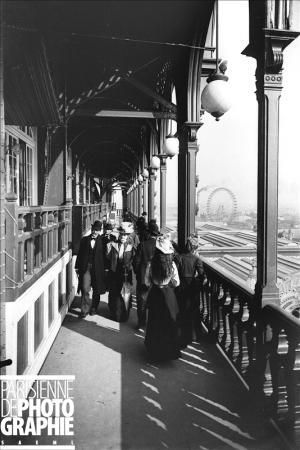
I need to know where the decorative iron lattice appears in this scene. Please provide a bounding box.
[155,61,172,110]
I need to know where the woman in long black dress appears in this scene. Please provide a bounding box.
[144,237,181,361]
[176,236,204,348]
[106,224,135,322]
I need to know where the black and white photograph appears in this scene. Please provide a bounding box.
[0,1,300,449]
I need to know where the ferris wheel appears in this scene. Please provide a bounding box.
[206,187,237,223]
[197,186,238,223]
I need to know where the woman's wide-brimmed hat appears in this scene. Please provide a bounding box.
[155,236,174,254]
[118,222,134,235]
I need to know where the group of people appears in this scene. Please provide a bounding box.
[75,215,203,362]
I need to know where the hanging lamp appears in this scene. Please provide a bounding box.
[201,0,232,120]
[163,133,179,157]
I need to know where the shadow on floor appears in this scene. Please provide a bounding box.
[46,295,285,450]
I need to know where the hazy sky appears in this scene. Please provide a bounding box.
[166,0,300,214]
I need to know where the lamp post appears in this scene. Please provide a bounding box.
[137,174,143,216]
[142,168,149,216]
[127,186,131,213]
[135,179,139,217]
[148,161,158,221]
[127,185,132,215]
[133,179,138,217]
[151,133,179,230]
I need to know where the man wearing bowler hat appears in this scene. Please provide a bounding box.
[75,220,106,318]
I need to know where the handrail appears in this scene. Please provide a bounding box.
[199,256,300,445]
[202,258,254,298]
[263,303,300,330]
[18,205,71,214]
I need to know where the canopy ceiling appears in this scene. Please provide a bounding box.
[4,0,214,182]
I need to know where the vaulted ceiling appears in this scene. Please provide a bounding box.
[4,0,214,182]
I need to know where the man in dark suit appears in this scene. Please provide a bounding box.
[75,220,106,318]
[133,222,160,329]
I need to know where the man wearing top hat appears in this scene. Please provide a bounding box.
[75,220,107,318]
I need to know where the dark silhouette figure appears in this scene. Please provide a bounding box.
[176,237,203,348]
[133,222,160,329]
[75,220,106,318]
[106,224,135,322]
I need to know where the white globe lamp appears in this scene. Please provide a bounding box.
[142,168,149,178]
[163,134,179,157]
[201,73,232,121]
[151,155,160,169]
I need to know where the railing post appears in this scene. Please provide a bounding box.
[48,212,54,258]
[53,210,58,255]
[34,211,42,268]
[5,193,18,301]
[26,212,34,275]
[41,211,48,264]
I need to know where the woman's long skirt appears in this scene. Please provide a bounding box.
[108,269,132,322]
[145,285,181,361]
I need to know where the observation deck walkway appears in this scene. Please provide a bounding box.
[39,294,287,450]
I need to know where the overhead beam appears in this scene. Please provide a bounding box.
[123,76,177,113]
[74,109,176,120]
